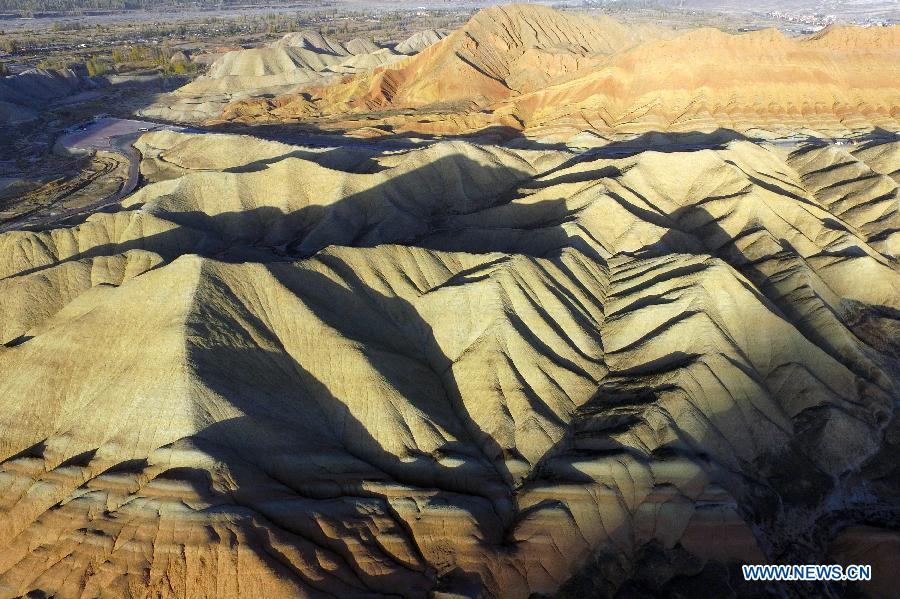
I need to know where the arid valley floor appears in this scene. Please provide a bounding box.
[0,2,898,598]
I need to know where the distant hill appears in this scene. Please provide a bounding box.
[319,4,665,110]
[223,4,900,141]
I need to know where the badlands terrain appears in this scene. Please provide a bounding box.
[138,28,445,123]
[1,3,899,599]
[214,4,900,142]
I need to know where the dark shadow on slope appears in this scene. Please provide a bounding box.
[181,267,523,595]
[218,145,394,175]
[8,128,897,597]
[578,201,900,595]
[650,201,898,393]
[1,150,600,284]
[853,126,900,151]
[204,121,436,151]
[579,128,754,158]
[269,261,518,520]
[206,121,760,155]
[206,122,570,151]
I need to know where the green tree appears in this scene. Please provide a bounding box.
[85,58,108,77]
[0,38,19,54]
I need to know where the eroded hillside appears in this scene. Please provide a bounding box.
[139,28,433,123]
[0,129,898,598]
[214,4,900,143]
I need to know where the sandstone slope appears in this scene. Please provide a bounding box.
[139,31,405,123]
[0,131,898,598]
[507,24,900,140]
[394,29,445,55]
[220,5,900,142]
[314,4,664,110]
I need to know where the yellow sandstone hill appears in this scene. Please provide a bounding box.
[3,4,900,598]
[140,31,406,123]
[0,130,898,597]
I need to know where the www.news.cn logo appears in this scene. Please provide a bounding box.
[742,564,872,582]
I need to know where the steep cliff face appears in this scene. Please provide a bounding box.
[0,131,897,598]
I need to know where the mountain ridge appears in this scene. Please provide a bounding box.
[216,4,900,142]
[0,129,897,597]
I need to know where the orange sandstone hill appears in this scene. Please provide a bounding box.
[219,5,900,141]
[507,24,900,139]
[350,3,664,107]
[219,3,667,127]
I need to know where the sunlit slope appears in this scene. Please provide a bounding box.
[139,29,408,123]
[0,133,898,598]
[222,5,900,141]
[338,3,663,107]
[508,25,900,138]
